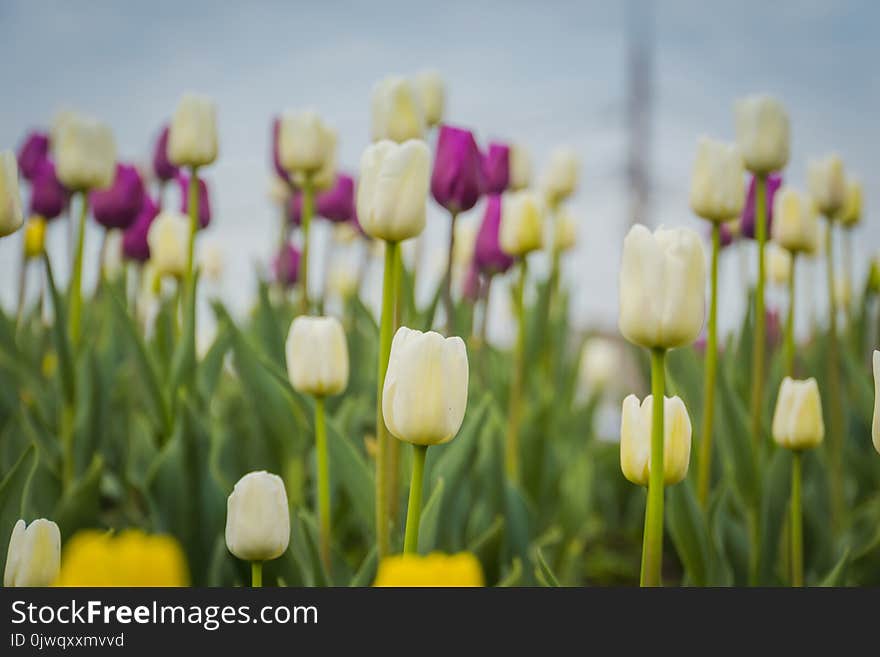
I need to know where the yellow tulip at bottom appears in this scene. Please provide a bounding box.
[374,553,484,587]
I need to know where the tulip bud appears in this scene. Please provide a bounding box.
[0,150,24,237]
[90,163,146,230]
[123,195,158,262]
[618,224,706,349]
[54,114,117,192]
[329,265,359,300]
[3,518,61,587]
[771,377,824,450]
[225,471,290,562]
[873,351,879,455]
[689,136,745,223]
[772,186,819,255]
[839,179,862,228]
[29,160,69,221]
[357,139,430,242]
[17,132,50,181]
[808,154,845,217]
[102,229,124,280]
[620,394,692,486]
[734,94,790,174]
[766,242,792,287]
[285,316,349,397]
[508,144,532,191]
[413,70,445,128]
[23,216,46,259]
[146,210,189,279]
[541,147,579,204]
[741,173,782,239]
[178,174,212,229]
[278,110,336,178]
[316,173,356,223]
[553,210,577,253]
[578,337,618,396]
[482,143,510,195]
[273,243,300,288]
[152,125,180,182]
[383,327,469,446]
[474,195,514,275]
[199,241,224,283]
[168,93,218,168]
[374,552,484,587]
[431,124,484,214]
[371,76,425,143]
[499,190,543,257]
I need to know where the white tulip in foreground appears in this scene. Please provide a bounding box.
[500,190,544,257]
[771,377,825,451]
[0,150,23,237]
[689,136,745,223]
[225,471,290,565]
[620,394,692,487]
[772,186,819,255]
[371,76,425,143]
[618,224,706,350]
[4,518,61,587]
[147,210,190,279]
[413,70,445,128]
[808,154,846,217]
[168,92,218,168]
[286,316,349,397]
[54,113,117,192]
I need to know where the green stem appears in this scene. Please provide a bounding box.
[183,167,200,375]
[16,249,27,329]
[790,451,803,587]
[61,402,75,492]
[641,348,666,587]
[697,224,720,508]
[375,241,398,559]
[505,258,528,483]
[300,178,314,314]
[251,561,263,588]
[68,192,88,344]
[824,218,844,532]
[479,274,493,344]
[388,247,403,526]
[749,174,767,453]
[314,396,331,573]
[784,253,797,376]
[443,212,458,335]
[403,444,428,554]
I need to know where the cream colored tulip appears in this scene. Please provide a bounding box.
[453,220,477,267]
[300,128,338,191]
[4,519,60,587]
[618,224,706,350]
[225,471,290,562]
[278,110,336,178]
[553,211,577,253]
[689,136,745,222]
[413,70,445,127]
[168,93,218,168]
[808,154,846,217]
[371,76,425,143]
[147,210,190,279]
[357,139,430,242]
[541,147,579,204]
[578,337,618,396]
[102,229,124,280]
[873,351,879,455]
[54,114,116,191]
[834,274,851,310]
[329,265,359,300]
[839,179,862,227]
[772,186,819,255]
[500,190,543,256]
[383,327,469,446]
[620,394,692,486]
[766,242,792,287]
[734,94,790,174]
[772,377,824,450]
[286,316,349,397]
[199,241,224,283]
[0,150,24,237]
[509,144,532,191]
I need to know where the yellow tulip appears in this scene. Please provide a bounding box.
[374,552,484,587]
[23,215,47,259]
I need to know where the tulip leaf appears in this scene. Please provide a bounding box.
[53,454,103,539]
[535,547,560,587]
[349,547,378,587]
[466,515,505,557]
[497,558,523,587]
[42,254,75,405]
[253,281,286,364]
[417,477,445,554]
[819,548,850,587]
[666,479,710,586]
[325,408,375,534]
[0,445,37,577]
[716,365,759,509]
[758,448,792,585]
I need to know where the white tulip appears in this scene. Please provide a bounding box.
[0,150,24,237]
[285,316,349,397]
[500,190,543,257]
[689,136,745,222]
[734,94,790,174]
[772,186,819,255]
[771,377,825,450]
[620,395,692,486]
[4,519,61,587]
[808,154,846,217]
[839,179,863,227]
[553,210,577,253]
[413,70,445,127]
[371,76,425,143]
[357,139,430,242]
[199,241,224,283]
[102,229,124,280]
[147,210,190,279]
[168,93,218,168]
[278,110,336,178]
[328,265,359,300]
[766,242,792,287]
[54,113,116,191]
[225,471,290,562]
[578,337,618,396]
[383,327,469,446]
[618,224,706,350]
[508,144,532,191]
[541,147,579,204]
[873,351,879,455]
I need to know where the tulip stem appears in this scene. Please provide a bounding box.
[375,240,399,559]
[403,444,428,554]
[641,347,666,587]
[749,174,767,453]
[185,167,200,291]
[697,223,720,508]
[479,274,493,344]
[506,258,528,484]
[824,217,844,533]
[784,254,797,376]
[16,249,27,329]
[388,247,403,525]
[314,396,331,573]
[251,561,263,588]
[300,178,314,314]
[68,192,89,344]
[790,451,803,587]
[443,211,458,335]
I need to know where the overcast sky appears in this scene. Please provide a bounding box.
[1,0,877,344]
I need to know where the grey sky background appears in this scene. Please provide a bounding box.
[1,0,877,345]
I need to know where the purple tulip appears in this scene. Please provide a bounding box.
[90,164,146,230]
[461,260,482,303]
[123,195,159,262]
[288,191,302,226]
[482,142,510,195]
[431,124,484,214]
[152,125,179,183]
[316,174,356,223]
[271,117,291,184]
[741,173,782,239]
[273,243,301,288]
[29,159,69,220]
[178,174,211,228]
[474,194,514,275]
[18,131,50,181]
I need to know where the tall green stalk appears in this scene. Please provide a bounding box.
[403,444,428,554]
[442,211,458,335]
[790,451,803,587]
[641,348,666,587]
[505,258,528,483]
[784,254,797,376]
[824,218,844,530]
[749,174,767,451]
[314,396,331,573]
[68,192,89,343]
[697,224,720,507]
[300,178,314,314]
[251,561,263,587]
[388,246,404,526]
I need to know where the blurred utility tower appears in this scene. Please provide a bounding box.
[625,0,654,229]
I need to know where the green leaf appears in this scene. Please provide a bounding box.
[0,445,37,576]
[716,365,759,509]
[535,547,560,587]
[497,558,523,587]
[326,410,375,533]
[349,547,378,587]
[417,477,445,553]
[819,548,850,586]
[42,254,74,405]
[666,479,710,586]
[54,454,103,539]
[758,448,792,585]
